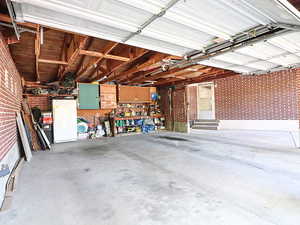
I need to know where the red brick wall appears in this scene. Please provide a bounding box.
[27,96,51,111]
[172,87,187,123]
[0,33,22,160]
[215,69,298,120]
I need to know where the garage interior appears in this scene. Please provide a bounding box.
[1,0,300,224]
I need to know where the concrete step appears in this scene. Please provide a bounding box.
[192,125,218,130]
[193,121,219,126]
[194,119,219,123]
[191,119,220,130]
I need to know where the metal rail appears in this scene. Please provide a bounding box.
[6,0,20,40]
[0,21,36,34]
[139,23,299,80]
[122,0,181,43]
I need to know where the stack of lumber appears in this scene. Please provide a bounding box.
[21,99,42,151]
[20,98,51,151]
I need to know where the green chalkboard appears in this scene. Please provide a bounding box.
[79,83,99,109]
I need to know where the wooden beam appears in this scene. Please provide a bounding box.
[156,70,237,87]
[57,34,69,79]
[167,55,184,60]
[153,77,183,86]
[38,59,68,65]
[79,50,130,61]
[133,68,208,86]
[181,71,237,86]
[116,53,168,82]
[34,25,41,81]
[60,35,91,80]
[0,13,37,29]
[99,50,151,83]
[76,42,119,81]
[135,67,225,86]
[130,65,211,84]
[128,66,193,84]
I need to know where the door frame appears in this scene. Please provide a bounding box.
[197,82,215,120]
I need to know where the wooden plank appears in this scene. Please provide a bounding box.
[0,13,37,29]
[57,34,69,79]
[155,71,237,87]
[16,112,32,162]
[60,35,91,80]
[100,84,117,109]
[130,65,209,84]
[79,50,130,61]
[76,42,119,81]
[35,25,41,81]
[38,59,68,65]
[99,50,150,83]
[115,53,168,82]
[0,158,25,212]
[22,113,41,151]
[118,86,151,103]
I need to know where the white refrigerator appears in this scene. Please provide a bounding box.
[53,99,77,143]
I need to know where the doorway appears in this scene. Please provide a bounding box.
[197,82,215,120]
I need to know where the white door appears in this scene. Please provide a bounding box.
[197,83,215,119]
[53,100,77,143]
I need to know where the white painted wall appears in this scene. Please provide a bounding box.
[219,120,299,131]
[0,143,20,207]
[219,120,300,147]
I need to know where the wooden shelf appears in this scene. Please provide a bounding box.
[118,101,151,104]
[23,94,76,97]
[114,115,162,121]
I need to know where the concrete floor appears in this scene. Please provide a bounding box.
[1,130,300,225]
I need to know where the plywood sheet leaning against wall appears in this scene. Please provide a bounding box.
[16,112,32,161]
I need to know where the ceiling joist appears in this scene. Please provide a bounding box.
[115,53,169,83]
[34,25,41,81]
[79,49,130,62]
[98,49,150,83]
[38,59,68,65]
[59,35,91,80]
[76,42,119,81]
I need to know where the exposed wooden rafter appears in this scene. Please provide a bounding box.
[59,35,91,80]
[99,50,150,83]
[76,42,119,81]
[5,16,237,86]
[38,59,68,65]
[0,13,37,29]
[127,65,195,84]
[34,25,41,81]
[155,70,237,87]
[115,53,169,83]
[57,34,68,79]
[79,50,130,62]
